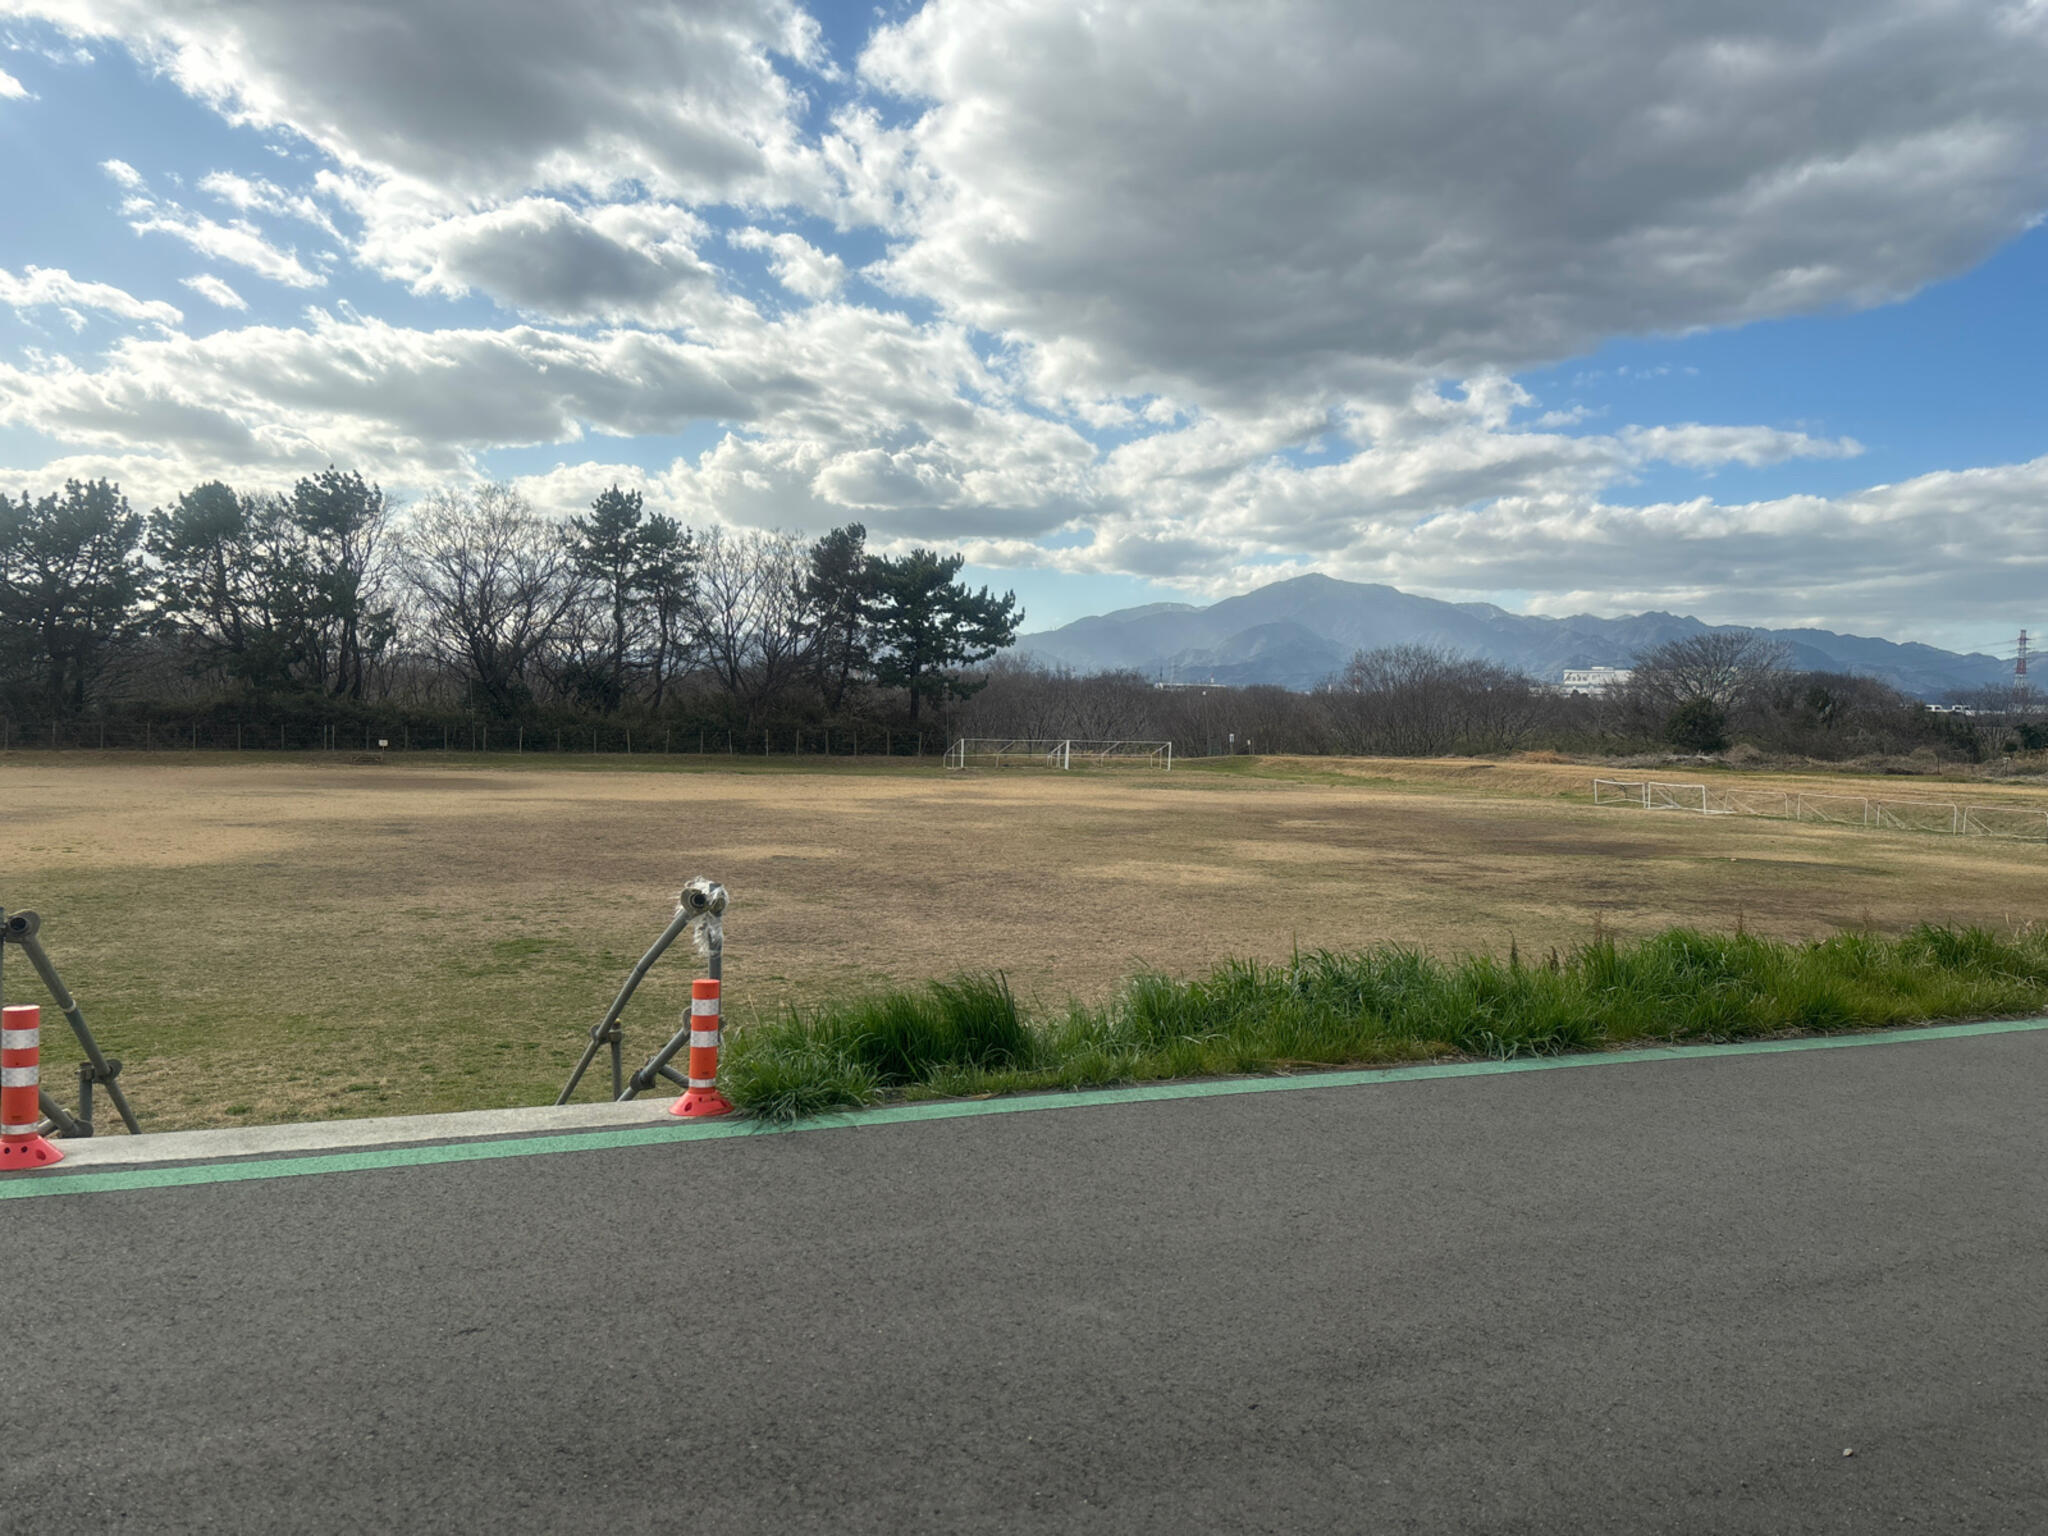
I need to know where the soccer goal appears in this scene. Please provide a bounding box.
[945,737,1173,771]
[1707,787,1793,819]
[1872,799,1961,835]
[1592,778,1648,807]
[1961,804,2048,841]
[1795,793,1871,828]
[1645,781,1708,813]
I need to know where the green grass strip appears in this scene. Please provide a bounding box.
[6,1014,2046,1202]
[719,923,2048,1121]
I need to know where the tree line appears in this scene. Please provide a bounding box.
[0,473,1022,737]
[1,475,2015,764]
[955,630,2000,764]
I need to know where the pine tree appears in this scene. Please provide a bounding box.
[0,479,147,713]
[869,549,1021,722]
[802,523,873,713]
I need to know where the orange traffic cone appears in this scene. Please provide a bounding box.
[1,1004,62,1170]
[670,979,733,1118]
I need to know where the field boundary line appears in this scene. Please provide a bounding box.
[8,1015,2048,1202]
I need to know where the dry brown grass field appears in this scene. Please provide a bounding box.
[4,750,2046,1131]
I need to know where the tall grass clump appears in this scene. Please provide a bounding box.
[723,973,1033,1121]
[722,924,2048,1121]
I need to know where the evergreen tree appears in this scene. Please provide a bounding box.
[566,485,649,713]
[289,467,394,701]
[148,482,315,694]
[636,513,698,712]
[0,478,147,712]
[802,522,873,713]
[869,549,1021,722]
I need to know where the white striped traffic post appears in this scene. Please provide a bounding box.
[1,1004,62,1170]
[670,978,733,1118]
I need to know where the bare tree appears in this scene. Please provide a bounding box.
[1320,644,1536,755]
[399,484,584,716]
[1629,630,1790,710]
[689,528,815,723]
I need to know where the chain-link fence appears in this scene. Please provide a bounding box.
[0,714,932,758]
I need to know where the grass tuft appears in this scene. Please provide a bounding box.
[725,973,1032,1121]
[722,923,2048,1121]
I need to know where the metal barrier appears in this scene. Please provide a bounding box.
[0,906,140,1160]
[556,878,734,1113]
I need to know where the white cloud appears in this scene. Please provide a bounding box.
[18,0,851,323]
[102,160,325,287]
[21,0,834,204]
[179,273,247,310]
[3,294,2042,641]
[124,202,325,288]
[859,0,2048,401]
[357,196,738,327]
[199,170,340,237]
[731,227,846,299]
[0,264,181,328]
[1621,424,1863,470]
[0,65,29,98]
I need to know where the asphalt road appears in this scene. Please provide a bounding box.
[8,1030,2048,1533]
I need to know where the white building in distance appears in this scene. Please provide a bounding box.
[1558,667,1634,695]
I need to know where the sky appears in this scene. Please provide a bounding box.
[0,0,2045,655]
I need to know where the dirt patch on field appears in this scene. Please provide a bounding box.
[3,753,2044,1129]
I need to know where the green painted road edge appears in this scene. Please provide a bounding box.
[8,1014,2048,1202]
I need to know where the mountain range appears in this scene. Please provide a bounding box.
[1012,575,2007,700]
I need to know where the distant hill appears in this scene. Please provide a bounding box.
[1013,574,2006,700]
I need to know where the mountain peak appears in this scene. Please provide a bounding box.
[1013,575,2002,699]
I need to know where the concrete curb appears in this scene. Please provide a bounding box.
[36,1013,2048,1181]
[50,1097,680,1168]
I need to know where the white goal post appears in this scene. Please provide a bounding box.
[1592,778,1648,807]
[1646,781,1708,813]
[945,737,1174,771]
[1592,774,2048,842]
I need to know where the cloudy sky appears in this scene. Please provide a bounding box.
[1,1,2045,650]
